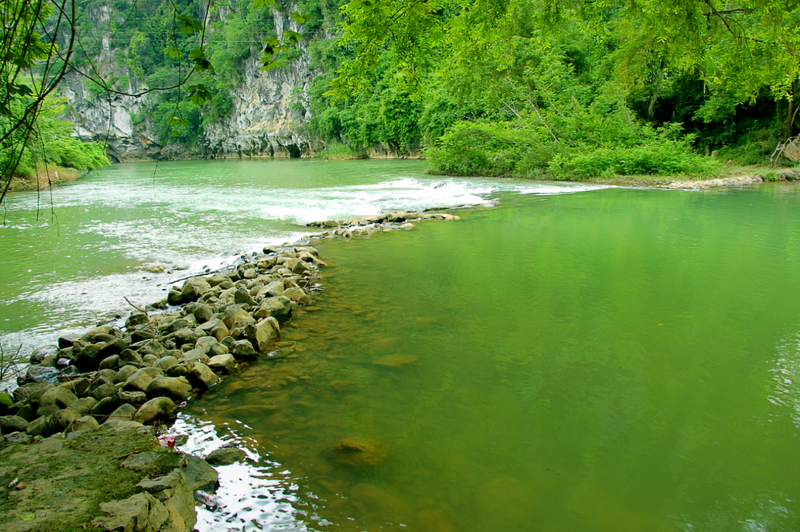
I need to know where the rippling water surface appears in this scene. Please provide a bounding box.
[3,160,800,531]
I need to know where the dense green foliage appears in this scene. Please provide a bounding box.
[1,96,108,179]
[11,0,797,180]
[318,0,799,176]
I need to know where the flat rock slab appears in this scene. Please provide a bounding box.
[0,426,191,532]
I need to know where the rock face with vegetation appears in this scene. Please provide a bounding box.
[61,0,318,162]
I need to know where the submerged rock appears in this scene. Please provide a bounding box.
[205,447,246,466]
[329,437,388,468]
[372,354,418,368]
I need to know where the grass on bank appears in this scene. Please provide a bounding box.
[7,165,84,192]
[423,120,799,184]
[317,141,366,160]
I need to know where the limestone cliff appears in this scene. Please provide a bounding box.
[62,4,318,162]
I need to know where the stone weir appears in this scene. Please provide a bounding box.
[0,210,465,531]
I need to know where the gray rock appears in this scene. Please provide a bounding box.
[70,396,98,415]
[5,431,30,444]
[56,377,90,398]
[207,354,236,374]
[91,396,120,417]
[206,447,247,466]
[118,390,148,406]
[98,354,120,370]
[181,277,211,301]
[125,311,150,329]
[37,387,78,417]
[81,326,116,342]
[132,339,166,358]
[58,334,81,349]
[146,376,193,401]
[209,322,230,342]
[207,273,228,287]
[232,339,257,359]
[30,345,59,364]
[165,363,190,377]
[118,348,143,365]
[182,349,209,365]
[75,343,105,372]
[109,403,137,421]
[21,365,61,385]
[221,304,254,330]
[188,363,219,389]
[97,368,118,383]
[167,287,184,305]
[124,368,154,393]
[164,317,192,334]
[70,415,100,432]
[194,336,219,355]
[283,287,312,305]
[0,415,29,434]
[52,407,79,432]
[113,364,139,384]
[191,302,214,323]
[184,455,219,492]
[134,397,177,424]
[130,326,156,343]
[254,295,292,321]
[26,415,54,437]
[234,288,257,306]
[154,355,179,370]
[172,327,198,347]
[210,343,229,356]
[91,383,118,402]
[257,280,285,299]
[246,317,280,352]
[14,381,52,404]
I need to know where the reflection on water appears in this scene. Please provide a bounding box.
[178,186,800,532]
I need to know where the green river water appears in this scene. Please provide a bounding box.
[2,160,800,531]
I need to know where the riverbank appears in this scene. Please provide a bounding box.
[0,209,463,531]
[6,165,82,192]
